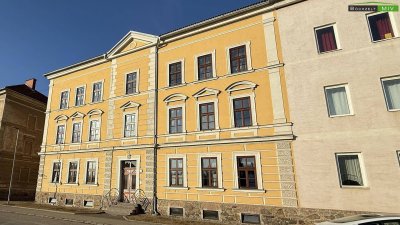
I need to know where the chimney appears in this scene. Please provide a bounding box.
[25,78,37,90]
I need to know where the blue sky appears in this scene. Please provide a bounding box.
[0,0,258,94]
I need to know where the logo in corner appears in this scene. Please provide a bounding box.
[348,1,399,12]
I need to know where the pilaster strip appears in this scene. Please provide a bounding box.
[107,59,117,139]
[276,141,298,207]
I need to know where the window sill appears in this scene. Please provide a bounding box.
[232,189,266,193]
[387,108,400,112]
[64,183,79,186]
[328,113,355,118]
[124,92,141,97]
[340,185,369,190]
[84,183,99,187]
[164,186,189,190]
[191,77,218,85]
[371,36,399,43]
[225,125,258,131]
[164,83,187,90]
[226,69,255,77]
[318,48,342,55]
[88,101,104,105]
[195,187,225,192]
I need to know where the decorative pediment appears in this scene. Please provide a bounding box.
[193,88,221,99]
[120,101,141,110]
[87,109,104,117]
[107,31,158,58]
[226,81,257,94]
[164,93,188,104]
[54,114,68,122]
[70,112,85,120]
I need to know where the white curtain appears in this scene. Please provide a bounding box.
[383,79,400,110]
[326,87,350,116]
[338,155,363,186]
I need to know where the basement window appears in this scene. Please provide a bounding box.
[241,214,261,224]
[203,210,219,220]
[48,197,57,205]
[170,207,184,216]
[84,200,94,208]
[65,199,74,206]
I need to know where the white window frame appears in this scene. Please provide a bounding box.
[66,159,80,184]
[314,23,342,54]
[196,99,220,131]
[197,153,223,189]
[167,104,186,134]
[50,160,63,184]
[84,158,99,185]
[335,152,368,188]
[194,50,217,81]
[55,124,66,144]
[59,89,70,110]
[123,112,138,138]
[88,119,101,142]
[226,41,253,74]
[75,85,86,106]
[381,76,400,112]
[167,59,185,87]
[366,12,399,42]
[125,69,140,95]
[166,154,187,188]
[229,93,258,128]
[232,152,263,190]
[324,84,354,117]
[71,121,83,143]
[91,80,104,103]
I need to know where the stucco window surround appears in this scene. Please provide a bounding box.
[164,94,188,135]
[124,69,140,95]
[166,154,188,189]
[196,153,223,190]
[335,152,368,189]
[225,41,253,75]
[59,89,70,110]
[74,85,86,107]
[232,152,263,192]
[166,59,185,87]
[193,88,221,131]
[54,115,68,145]
[366,12,399,42]
[84,158,99,186]
[121,101,141,138]
[381,76,400,112]
[193,50,217,81]
[314,23,342,54]
[87,109,103,142]
[116,156,140,190]
[226,81,258,128]
[66,159,80,185]
[90,80,105,103]
[324,84,354,118]
[70,112,85,144]
[50,159,63,184]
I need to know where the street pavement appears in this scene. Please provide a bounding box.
[0,204,155,225]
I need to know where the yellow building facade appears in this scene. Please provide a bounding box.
[36,0,297,222]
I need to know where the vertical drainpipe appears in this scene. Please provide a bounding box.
[152,38,160,215]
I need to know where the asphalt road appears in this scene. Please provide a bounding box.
[0,204,152,225]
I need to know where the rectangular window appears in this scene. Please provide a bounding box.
[241,214,261,224]
[368,12,395,41]
[71,123,81,143]
[56,125,65,144]
[51,162,61,183]
[382,77,400,111]
[336,153,365,187]
[65,199,74,206]
[92,82,102,102]
[89,120,100,141]
[315,25,338,53]
[84,200,94,208]
[60,91,69,109]
[233,97,252,127]
[169,158,183,187]
[170,207,184,216]
[124,114,136,137]
[325,85,352,116]
[201,157,218,188]
[199,103,215,131]
[75,87,85,106]
[229,45,247,73]
[237,156,257,189]
[86,161,97,184]
[169,62,182,87]
[169,107,183,134]
[126,72,137,94]
[67,162,78,184]
[203,210,219,220]
[198,54,213,80]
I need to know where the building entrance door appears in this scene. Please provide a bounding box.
[121,160,137,202]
